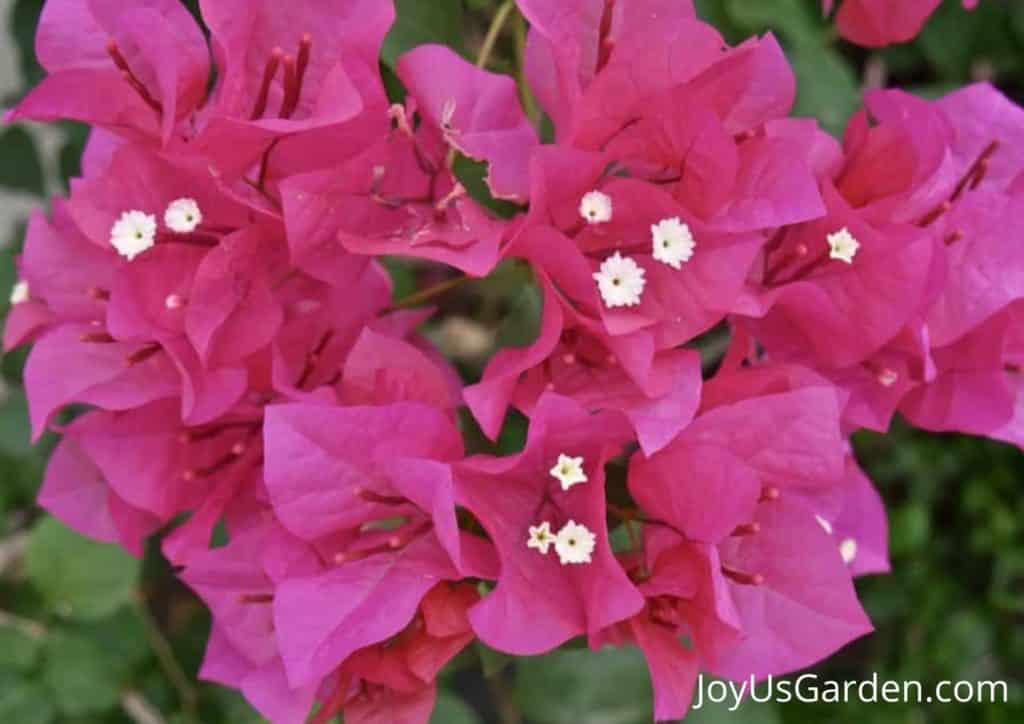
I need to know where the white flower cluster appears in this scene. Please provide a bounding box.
[580,191,698,308]
[527,453,598,564]
[527,520,597,565]
[109,198,203,261]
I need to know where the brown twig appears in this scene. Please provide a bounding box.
[387,275,471,311]
[121,691,166,724]
[487,672,523,724]
[134,595,198,717]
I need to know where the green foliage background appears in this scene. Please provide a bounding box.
[0,0,1022,721]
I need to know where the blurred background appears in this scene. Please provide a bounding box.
[0,0,1022,722]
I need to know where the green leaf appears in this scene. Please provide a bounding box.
[789,43,861,137]
[57,122,90,189]
[381,257,419,301]
[10,0,45,90]
[382,0,464,68]
[495,409,528,456]
[0,676,56,724]
[516,646,653,724]
[0,388,33,456]
[890,504,930,556]
[723,0,821,48]
[0,126,45,196]
[453,155,524,219]
[24,518,141,621]
[0,625,42,672]
[693,0,743,44]
[431,691,482,724]
[68,609,152,677]
[992,550,1024,615]
[477,642,514,678]
[916,2,1022,83]
[494,282,542,349]
[42,633,123,716]
[0,245,15,306]
[207,687,269,723]
[609,522,642,554]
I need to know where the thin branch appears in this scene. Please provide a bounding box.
[0,610,47,639]
[514,10,542,126]
[134,595,199,717]
[477,1,516,69]
[0,531,29,577]
[387,275,471,311]
[121,691,167,724]
[487,672,523,724]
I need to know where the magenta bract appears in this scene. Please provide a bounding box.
[3,0,1017,722]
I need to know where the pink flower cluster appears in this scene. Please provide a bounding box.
[824,0,979,47]
[4,1,1020,722]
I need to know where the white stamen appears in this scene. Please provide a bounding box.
[827,227,860,264]
[651,217,696,269]
[877,368,899,387]
[527,521,555,555]
[441,99,457,131]
[815,515,833,536]
[165,293,185,310]
[579,190,613,224]
[839,538,858,564]
[9,280,29,305]
[554,520,596,565]
[110,210,157,260]
[550,454,587,491]
[593,252,646,308]
[164,198,202,233]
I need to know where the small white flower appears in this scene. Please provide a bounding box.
[579,190,613,224]
[593,252,646,308]
[815,514,833,536]
[110,210,157,260]
[164,198,203,233]
[9,280,29,305]
[827,227,860,264]
[839,538,858,564]
[651,217,696,269]
[527,521,556,555]
[554,520,596,565]
[550,454,587,491]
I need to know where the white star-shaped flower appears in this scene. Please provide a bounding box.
[550,454,587,491]
[110,210,157,260]
[554,520,596,565]
[839,538,858,565]
[827,227,860,264]
[9,280,29,305]
[594,252,646,308]
[651,217,696,269]
[579,190,613,224]
[164,198,203,233]
[527,521,556,555]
